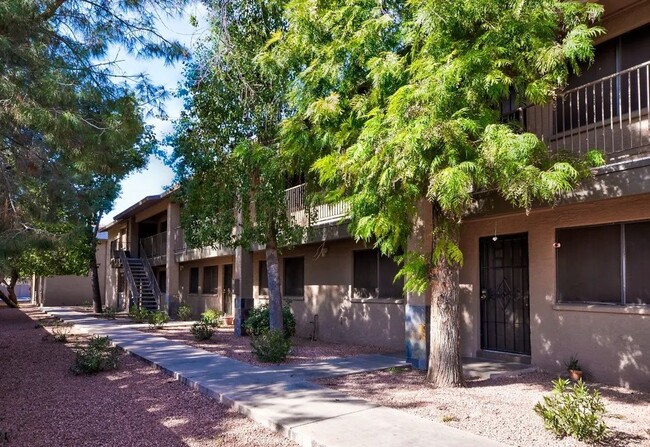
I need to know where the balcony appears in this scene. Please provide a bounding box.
[172,228,233,263]
[285,183,350,226]
[515,60,650,163]
[140,232,167,266]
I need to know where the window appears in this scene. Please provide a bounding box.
[284,257,304,297]
[556,222,650,305]
[189,267,199,294]
[259,261,268,296]
[158,270,166,293]
[353,249,404,299]
[203,266,218,294]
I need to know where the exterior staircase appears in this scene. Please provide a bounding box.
[119,251,160,311]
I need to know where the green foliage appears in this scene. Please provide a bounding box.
[128,305,151,324]
[102,307,117,320]
[534,378,607,442]
[177,303,193,321]
[190,322,215,341]
[52,323,71,343]
[244,304,296,339]
[565,355,581,371]
[70,336,120,375]
[250,329,292,363]
[201,309,224,327]
[147,310,170,330]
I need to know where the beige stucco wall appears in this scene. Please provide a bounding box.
[177,255,235,317]
[41,275,92,306]
[251,239,405,351]
[460,193,650,390]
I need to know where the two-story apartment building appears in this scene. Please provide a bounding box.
[100,0,650,390]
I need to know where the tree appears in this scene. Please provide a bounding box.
[0,0,187,310]
[267,0,604,386]
[170,0,303,333]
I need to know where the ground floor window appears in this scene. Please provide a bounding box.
[259,260,268,296]
[189,267,199,294]
[353,249,403,299]
[556,221,650,305]
[284,257,304,297]
[203,265,218,294]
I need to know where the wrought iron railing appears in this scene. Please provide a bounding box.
[139,241,162,310]
[513,60,650,161]
[285,183,350,225]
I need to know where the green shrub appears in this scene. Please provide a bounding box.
[102,306,117,320]
[250,330,291,363]
[70,336,119,375]
[201,309,223,327]
[148,310,170,329]
[128,305,151,323]
[243,304,295,339]
[190,321,215,340]
[534,378,608,442]
[52,322,71,342]
[177,303,193,321]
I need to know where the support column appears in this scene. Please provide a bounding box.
[234,245,254,336]
[405,199,433,369]
[165,202,181,314]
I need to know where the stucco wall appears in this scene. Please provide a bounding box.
[251,239,405,351]
[177,255,235,317]
[459,193,650,390]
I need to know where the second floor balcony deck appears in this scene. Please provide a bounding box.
[512,60,650,163]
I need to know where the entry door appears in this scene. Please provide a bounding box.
[479,233,530,355]
[222,264,233,316]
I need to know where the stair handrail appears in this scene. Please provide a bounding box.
[139,241,163,311]
[119,249,141,309]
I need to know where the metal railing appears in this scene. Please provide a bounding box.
[141,231,167,259]
[139,241,162,310]
[514,60,650,161]
[285,183,350,226]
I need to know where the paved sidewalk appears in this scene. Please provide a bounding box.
[45,307,505,447]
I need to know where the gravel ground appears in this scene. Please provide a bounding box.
[315,368,650,447]
[138,325,395,366]
[0,305,296,447]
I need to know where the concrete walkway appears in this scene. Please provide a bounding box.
[44,307,505,447]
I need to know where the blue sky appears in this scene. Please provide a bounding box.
[101,2,209,225]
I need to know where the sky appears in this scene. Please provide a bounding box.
[100,2,210,225]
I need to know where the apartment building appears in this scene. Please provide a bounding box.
[100,0,650,390]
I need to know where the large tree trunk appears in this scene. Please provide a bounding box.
[89,217,103,313]
[266,229,283,333]
[0,269,20,308]
[426,207,465,387]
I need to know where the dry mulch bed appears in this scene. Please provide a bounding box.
[0,305,296,447]
[315,368,650,447]
[137,324,394,367]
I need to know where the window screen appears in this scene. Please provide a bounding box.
[284,257,304,297]
[624,221,650,305]
[378,254,404,298]
[353,250,378,298]
[259,261,268,296]
[203,266,218,294]
[189,267,199,294]
[557,225,621,303]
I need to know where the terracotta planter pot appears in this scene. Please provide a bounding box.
[568,369,583,381]
[223,316,234,326]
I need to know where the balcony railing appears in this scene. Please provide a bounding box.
[514,60,650,161]
[141,232,167,260]
[285,183,350,226]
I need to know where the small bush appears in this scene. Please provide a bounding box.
[177,303,193,321]
[52,322,71,342]
[70,336,119,375]
[148,310,170,329]
[534,378,607,442]
[129,305,151,323]
[190,321,215,341]
[201,309,223,327]
[244,304,295,339]
[250,329,291,363]
[102,306,117,320]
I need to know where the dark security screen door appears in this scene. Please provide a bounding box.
[223,264,233,316]
[480,233,531,355]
